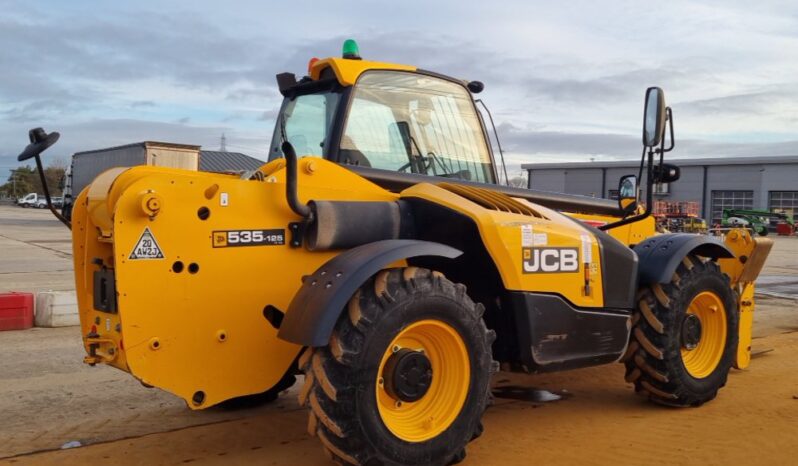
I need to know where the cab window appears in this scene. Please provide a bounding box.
[269,91,340,160]
[340,71,495,183]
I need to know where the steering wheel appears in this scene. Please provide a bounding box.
[398,155,433,174]
[18,128,60,161]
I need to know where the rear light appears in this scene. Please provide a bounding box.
[308,57,319,74]
[581,219,607,228]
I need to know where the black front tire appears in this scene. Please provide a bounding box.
[623,254,738,407]
[299,268,496,466]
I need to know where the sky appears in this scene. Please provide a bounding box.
[2,0,798,183]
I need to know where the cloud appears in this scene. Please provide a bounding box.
[498,122,640,157]
[0,118,266,159]
[258,109,280,122]
[130,100,156,108]
[502,126,798,164]
[678,89,798,116]
[1,0,797,172]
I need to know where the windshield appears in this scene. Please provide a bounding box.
[268,90,340,160]
[268,70,495,184]
[341,71,494,183]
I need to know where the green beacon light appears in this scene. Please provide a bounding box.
[342,39,361,60]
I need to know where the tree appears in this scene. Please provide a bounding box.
[0,163,65,198]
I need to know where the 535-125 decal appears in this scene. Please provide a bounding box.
[212,229,285,248]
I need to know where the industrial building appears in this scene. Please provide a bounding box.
[523,155,798,226]
[198,150,264,173]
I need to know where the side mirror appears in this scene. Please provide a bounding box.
[643,87,666,147]
[18,128,60,162]
[618,175,638,212]
[653,163,680,183]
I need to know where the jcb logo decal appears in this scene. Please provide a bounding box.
[213,232,228,247]
[522,248,579,273]
[212,229,285,248]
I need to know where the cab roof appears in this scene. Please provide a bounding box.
[309,57,416,86]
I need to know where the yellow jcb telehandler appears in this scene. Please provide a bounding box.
[19,39,772,466]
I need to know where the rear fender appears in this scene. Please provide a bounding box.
[278,240,462,347]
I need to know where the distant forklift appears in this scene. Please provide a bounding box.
[654,201,707,234]
[722,209,795,236]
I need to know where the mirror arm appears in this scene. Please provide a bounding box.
[599,148,654,231]
[658,107,675,154]
[33,154,71,230]
[602,98,673,232]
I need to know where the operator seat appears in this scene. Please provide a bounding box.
[339,135,371,167]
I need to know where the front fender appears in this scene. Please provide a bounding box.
[634,233,734,285]
[278,240,462,347]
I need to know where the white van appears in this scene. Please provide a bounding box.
[16,193,46,208]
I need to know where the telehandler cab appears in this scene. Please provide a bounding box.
[19,39,772,466]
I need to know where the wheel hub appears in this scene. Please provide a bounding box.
[383,348,433,402]
[681,314,702,350]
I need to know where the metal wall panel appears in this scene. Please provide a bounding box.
[761,164,798,194]
[564,169,603,197]
[529,169,566,192]
[145,147,199,170]
[72,146,145,198]
[664,166,704,202]
[524,159,798,218]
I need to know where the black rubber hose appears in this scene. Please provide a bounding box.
[282,141,313,220]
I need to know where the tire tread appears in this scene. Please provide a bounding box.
[624,255,738,407]
[301,268,495,465]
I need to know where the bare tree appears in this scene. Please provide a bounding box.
[48,156,68,170]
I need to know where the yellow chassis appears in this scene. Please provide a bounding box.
[72,157,771,408]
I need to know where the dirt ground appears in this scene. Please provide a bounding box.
[1,205,796,466]
[4,331,798,466]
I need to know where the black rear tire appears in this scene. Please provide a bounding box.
[623,254,738,407]
[299,267,496,466]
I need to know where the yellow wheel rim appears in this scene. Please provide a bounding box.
[376,319,470,443]
[681,291,727,378]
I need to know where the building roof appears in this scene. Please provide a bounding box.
[522,154,798,170]
[199,151,265,173]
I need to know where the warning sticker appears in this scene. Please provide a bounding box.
[129,227,165,260]
[521,224,534,247]
[580,234,592,264]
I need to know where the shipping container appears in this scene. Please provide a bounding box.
[63,142,200,219]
